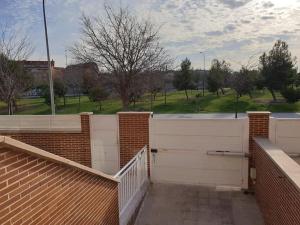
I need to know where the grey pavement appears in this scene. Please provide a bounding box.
[135,183,264,225]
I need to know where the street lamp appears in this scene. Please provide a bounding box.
[43,0,55,115]
[200,51,206,97]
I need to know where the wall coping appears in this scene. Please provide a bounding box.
[247,111,271,115]
[80,112,94,115]
[118,112,153,115]
[0,136,118,183]
[254,137,300,192]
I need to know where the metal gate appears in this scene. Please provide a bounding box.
[149,115,249,189]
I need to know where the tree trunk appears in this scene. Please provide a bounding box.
[78,93,81,112]
[150,94,153,111]
[248,92,253,99]
[221,88,225,95]
[63,96,66,106]
[164,90,167,105]
[184,89,189,101]
[121,95,130,110]
[269,89,277,101]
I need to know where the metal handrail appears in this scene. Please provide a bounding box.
[114,145,147,178]
[207,150,248,157]
[114,145,148,215]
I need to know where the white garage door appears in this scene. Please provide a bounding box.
[149,115,249,189]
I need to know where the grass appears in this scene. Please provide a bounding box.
[0,89,299,115]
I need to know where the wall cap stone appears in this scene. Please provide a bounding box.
[254,137,300,192]
[0,136,118,183]
[118,112,153,115]
[80,112,94,115]
[247,111,271,115]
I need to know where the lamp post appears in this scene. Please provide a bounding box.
[43,0,55,115]
[200,51,206,96]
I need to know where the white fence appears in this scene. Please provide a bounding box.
[114,146,148,225]
[90,115,119,174]
[150,116,249,189]
[0,115,81,132]
[270,117,300,164]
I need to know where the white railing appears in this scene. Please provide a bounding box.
[114,146,148,215]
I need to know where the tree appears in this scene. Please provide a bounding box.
[0,26,33,114]
[71,5,171,109]
[259,40,297,101]
[207,59,231,95]
[54,77,67,106]
[88,85,109,111]
[173,58,194,100]
[230,67,257,98]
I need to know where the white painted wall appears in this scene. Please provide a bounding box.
[150,117,249,189]
[0,115,81,132]
[90,115,119,175]
[270,117,300,164]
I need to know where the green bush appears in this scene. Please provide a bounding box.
[281,87,300,103]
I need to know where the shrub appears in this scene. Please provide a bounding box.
[281,87,300,103]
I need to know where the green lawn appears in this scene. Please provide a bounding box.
[1,89,299,115]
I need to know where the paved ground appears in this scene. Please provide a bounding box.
[135,183,264,225]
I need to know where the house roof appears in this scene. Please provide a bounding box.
[0,136,118,183]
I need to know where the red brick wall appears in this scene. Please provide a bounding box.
[118,112,151,171]
[248,112,270,188]
[254,141,300,225]
[0,146,119,225]
[0,114,92,167]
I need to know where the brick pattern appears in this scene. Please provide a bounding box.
[0,146,119,225]
[0,114,91,167]
[118,113,151,172]
[248,112,270,188]
[254,142,300,225]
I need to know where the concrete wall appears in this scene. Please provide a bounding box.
[149,116,249,189]
[90,115,119,174]
[269,117,300,164]
[0,115,81,132]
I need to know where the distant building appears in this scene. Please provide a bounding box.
[21,60,65,97]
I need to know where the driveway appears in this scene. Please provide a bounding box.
[135,183,264,225]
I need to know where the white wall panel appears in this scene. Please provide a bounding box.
[269,118,300,164]
[150,117,249,189]
[90,115,119,175]
[0,115,81,132]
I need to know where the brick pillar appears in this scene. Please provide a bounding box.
[118,112,152,174]
[80,112,93,167]
[247,111,271,189]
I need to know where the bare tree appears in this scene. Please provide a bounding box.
[71,5,171,109]
[0,26,33,114]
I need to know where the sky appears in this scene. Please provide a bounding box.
[1,0,300,70]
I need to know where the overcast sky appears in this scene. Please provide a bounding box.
[1,0,300,70]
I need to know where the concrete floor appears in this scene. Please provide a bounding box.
[135,183,264,225]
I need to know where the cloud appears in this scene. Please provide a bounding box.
[1,0,300,70]
[261,15,276,20]
[263,1,275,8]
[219,0,252,9]
[205,31,224,36]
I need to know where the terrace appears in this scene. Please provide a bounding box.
[0,111,300,225]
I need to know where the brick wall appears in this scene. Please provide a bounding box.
[0,138,119,225]
[118,112,151,172]
[254,140,300,225]
[0,113,92,167]
[248,111,270,188]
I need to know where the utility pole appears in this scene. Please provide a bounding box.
[65,49,68,67]
[43,0,55,115]
[200,52,206,97]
